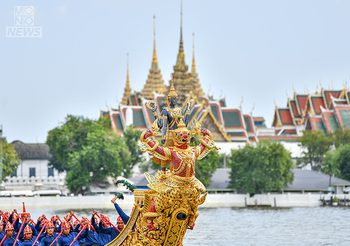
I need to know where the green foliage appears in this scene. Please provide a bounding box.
[228,141,294,194]
[322,150,340,186]
[298,130,333,171]
[0,138,20,181]
[333,129,350,148]
[122,126,144,178]
[331,144,350,181]
[196,150,222,187]
[46,115,132,194]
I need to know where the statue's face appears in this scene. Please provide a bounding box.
[174,130,190,146]
[168,97,177,106]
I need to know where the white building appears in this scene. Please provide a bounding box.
[3,141,66,193]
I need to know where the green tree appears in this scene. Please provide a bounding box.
[298,131,333,171]
[333,129,350,148]
[196,150,222,187]
[322,150,340,187]
[47,115,132,194]
[0,138,20,181]
[228,141,294,194]
[332,144,350,181]
[123,126,144,178]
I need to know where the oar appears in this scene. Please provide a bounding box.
[49,230,62,246]
[95,213,120,233]
[68,224,87,246]
[13,218,26,246]
[0,231,7,246]
[71,213,95,232]
[70,213,80,223]
[31,223,46,246]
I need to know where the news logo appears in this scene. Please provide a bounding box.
[6,6,42,38]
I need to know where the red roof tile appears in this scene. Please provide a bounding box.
[310,96,325,115]
[278,109,294,125]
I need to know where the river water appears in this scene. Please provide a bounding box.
[32,207,350,246]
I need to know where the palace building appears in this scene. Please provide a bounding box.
[102,17,269,143]
[272,87,350,137]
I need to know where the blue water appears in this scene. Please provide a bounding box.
[31,207,350,246]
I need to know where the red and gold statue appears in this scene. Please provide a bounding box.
[108,89,218,246]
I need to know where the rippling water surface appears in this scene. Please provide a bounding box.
[32,207,350,246]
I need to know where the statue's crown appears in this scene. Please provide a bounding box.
[168,83,178,98]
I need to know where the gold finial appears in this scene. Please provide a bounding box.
[175,0,186,68]
[174,118,188,133]
[168,82,178,98]
[191,32,196,74]
[180,0,183,42]
[152,15,158,64]
[122,53,132,105]
[126,52,130,84]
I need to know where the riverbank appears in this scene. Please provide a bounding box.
[0,192,340,210]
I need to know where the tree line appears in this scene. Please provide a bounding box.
[4,114,349,195]
[297,129,350,186]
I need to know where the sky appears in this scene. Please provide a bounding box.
[1,0,350,143]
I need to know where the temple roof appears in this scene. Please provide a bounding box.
[309,95,325,115]
[295,94,309,117]
[12,141,51,160]
[322,89,342,109]
[272,108,294,127]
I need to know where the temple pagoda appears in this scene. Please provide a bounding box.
[102,13,267,143]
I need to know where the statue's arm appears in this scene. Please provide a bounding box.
[195,129,218,160]
[140,130,171,161]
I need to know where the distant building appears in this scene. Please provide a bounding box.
[3,141,66,193]
[273,88,350,136]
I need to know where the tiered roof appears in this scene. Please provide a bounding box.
[274,87,350,135]
[141,17,166,99]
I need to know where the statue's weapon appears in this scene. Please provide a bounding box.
[145,101,160,120]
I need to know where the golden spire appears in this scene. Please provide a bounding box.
[122,53,132,105]
[141,16,166,99]
[169,0,191,104]
[175,0,186,70]
[191,32,196,74]
[152,15,158,64]
[190,32,204,98]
